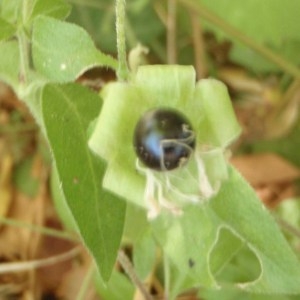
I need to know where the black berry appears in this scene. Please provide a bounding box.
[133,108,195,171]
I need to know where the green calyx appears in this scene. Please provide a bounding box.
[88,65,241,211]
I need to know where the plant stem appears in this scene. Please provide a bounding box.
[189,9,207,79]
[115,0,129,81]
[163,255,171,300]
[0,217,78,242]
[0,246,81,274]
[21,0,31,23]
[117,250,153,300]
[167,0,177,64]
[276,217,300,240]
[178,0,300,80]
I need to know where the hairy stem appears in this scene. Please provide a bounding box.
[115,0,129,81]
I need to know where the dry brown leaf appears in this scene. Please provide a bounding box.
[231,153,300,207]
[231,153,300,186]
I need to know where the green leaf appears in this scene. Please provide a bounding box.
[42,83,126,280]
[0,0,22,23]
[0,18,16,41]
[32,16,117,82]
[152,166,300,293]
[50,163,77,231]
[29,0,71,21]
[229,45,279,74]
[94,269,135,300]
[200,0,300,46]
[0,41,20,88]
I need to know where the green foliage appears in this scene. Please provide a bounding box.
[200,0,300,45]
[95,270,135,300]
[152,167,300,293]
[199,0,300,73]
[42,83,126,280]
[29,0,71,21]
[1,0,300,298]
[0,17,16,41]
[68,0,165,55]
[32,16,117,82]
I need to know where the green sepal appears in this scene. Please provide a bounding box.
[89,65,241,209]
[195,79,241,148]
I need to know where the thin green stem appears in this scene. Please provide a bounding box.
[0,217,78,242]
[115,0,129,81]
[178,0,300,80]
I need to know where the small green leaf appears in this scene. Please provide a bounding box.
[0,18,16,41]
[42,83,126,280]
[32,16,117,82]
[30,0,71,21]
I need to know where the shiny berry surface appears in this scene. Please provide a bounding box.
[133,108,195,171]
